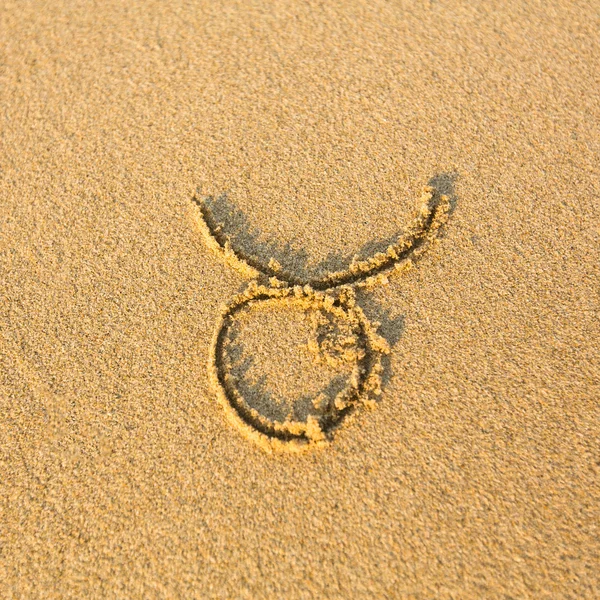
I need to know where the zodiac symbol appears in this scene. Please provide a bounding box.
[192,186,450,453]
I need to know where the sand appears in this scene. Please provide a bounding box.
[1,0,599,597]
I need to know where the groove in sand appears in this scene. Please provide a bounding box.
[192,185,450,452]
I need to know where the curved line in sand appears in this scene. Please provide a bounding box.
[208,284,389,453]
[191,186,450,290]
[192,184,450,452]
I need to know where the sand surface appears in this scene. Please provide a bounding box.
[1,0,599,597]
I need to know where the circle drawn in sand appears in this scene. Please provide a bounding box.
[192,186,450,453]
[212,285,388,452]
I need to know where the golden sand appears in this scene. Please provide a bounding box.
[1,0,599,597]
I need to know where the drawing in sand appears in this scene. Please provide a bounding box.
[192,185,450,452]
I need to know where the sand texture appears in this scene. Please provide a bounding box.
[1,1,599,598]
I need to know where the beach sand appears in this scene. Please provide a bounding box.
[1,0,599,597]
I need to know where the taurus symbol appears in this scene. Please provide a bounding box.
[192,186,450,453]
